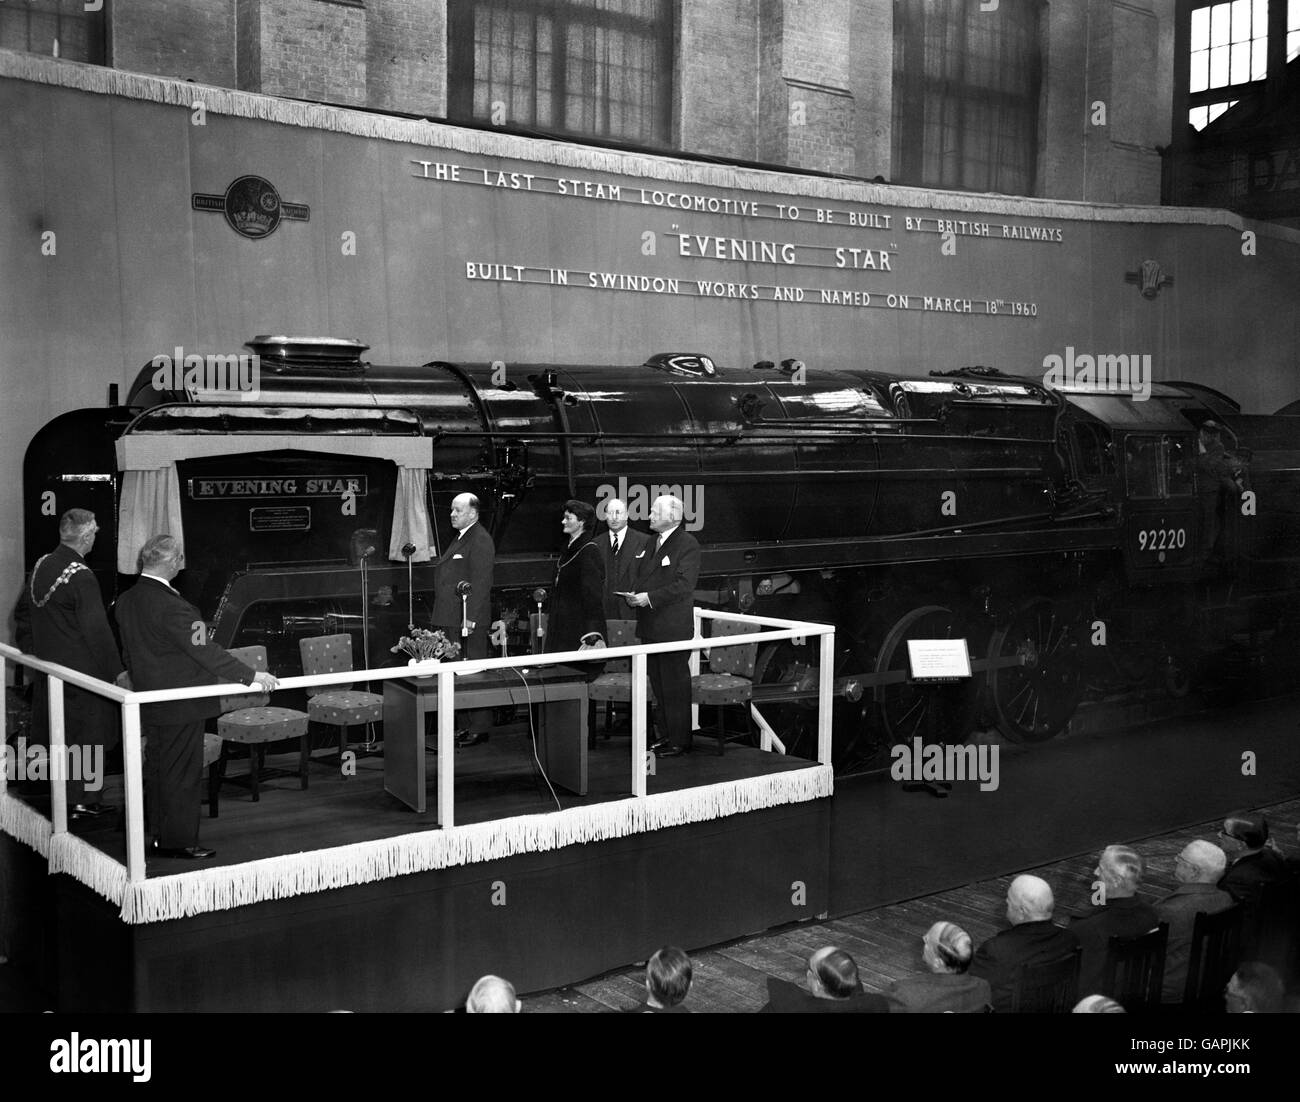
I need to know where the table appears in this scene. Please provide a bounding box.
[383,667,590,815]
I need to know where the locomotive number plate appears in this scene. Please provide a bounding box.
[1136,527,1187,552]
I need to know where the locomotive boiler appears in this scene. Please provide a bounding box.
[23,336,1300,768]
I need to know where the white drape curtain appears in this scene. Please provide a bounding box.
[117,466,185,573]
[389,467,433,562]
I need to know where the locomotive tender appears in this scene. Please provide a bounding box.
[23,337,1300,767]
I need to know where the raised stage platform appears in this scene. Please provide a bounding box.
[2,733,830,1011]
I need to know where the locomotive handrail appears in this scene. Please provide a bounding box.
[0,610,835,886]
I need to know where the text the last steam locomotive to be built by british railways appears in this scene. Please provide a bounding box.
[412,159,1052,319]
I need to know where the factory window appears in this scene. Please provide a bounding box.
[891,0,1043,196]
[447,0,673,148]
[0,0,107,64]
[1185,0,1300,130]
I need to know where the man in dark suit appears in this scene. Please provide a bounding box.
[431,493,495,747]
[971,875,1081,1012]
[1068,844,1160,998]
[15,509,127,816]
[115,535,277,859]
[1155,839,1235,1004]
[623,495,700,756]
[600,497,652,620]
[758,946,889,1013]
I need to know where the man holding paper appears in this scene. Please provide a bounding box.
[622,495,700,756]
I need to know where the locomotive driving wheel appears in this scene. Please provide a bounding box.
[751,639,879,771]
[986,596,1083,743]
[873,605,982,747]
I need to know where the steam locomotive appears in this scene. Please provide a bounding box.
[23,337,1300,767]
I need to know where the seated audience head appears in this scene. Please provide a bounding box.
[645,946,692,1009]
[466,975,521,1014]
[1221,813,1269,854]
[1174,839,1227,884]
[1225,962,1284,1014]
[922,921,974,975]
[137,534,184,579]
[1073,995,1126,1013]
[1006,875,1055,924]
[806,946,861,1000]
[1096,844,1144,899]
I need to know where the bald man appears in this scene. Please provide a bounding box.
[432,493,495,746]
[1155,840,1235,1004]
[759,946,889,1013]
[600,498,651,620]
[623,495,700,756]
[1069,844,1160,999]
[970,875,1080,1012]
[465,975,521,1013]
[886,921,992,1013]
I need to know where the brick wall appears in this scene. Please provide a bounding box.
[365,0,446,116]
[110,0,237,87]
[250,0,368,107]
[679,0,760,161]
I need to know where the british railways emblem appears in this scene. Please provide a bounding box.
[192,176,310,240]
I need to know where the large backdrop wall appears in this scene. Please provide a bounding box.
[2,50,1299,642]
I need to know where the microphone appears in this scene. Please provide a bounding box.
[532,588,547,641]
[456,580,473,596]
[401,542,416,558]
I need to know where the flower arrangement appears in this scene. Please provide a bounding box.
[390,627,462,663]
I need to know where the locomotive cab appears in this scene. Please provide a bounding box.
[1058,391,1201,583]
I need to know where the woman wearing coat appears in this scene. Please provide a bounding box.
[544,499,606,676]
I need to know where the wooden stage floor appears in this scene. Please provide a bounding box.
[26,722,816,872]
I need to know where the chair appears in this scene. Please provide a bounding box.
[1008,947,1081,1013]
[586,620,644,748]
[691,618,758,755]
[1181,904,1242,1013]
[298,634,384,763]
[1253,876,1300,981]
[1102,922,1168,1013]
[211,645,310,809]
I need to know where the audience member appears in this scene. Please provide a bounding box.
[1069,845,1160,998]
[1218,813,1290,907]
[626,946,693,1013]
[1224,962,1284,1014]
[1072,995,1126,1013]
[970,875,1080,1013]
[466,975,521,1013]
[886,921,991,1013]
[1154,840,1235,1004]
[759,946,888,1013]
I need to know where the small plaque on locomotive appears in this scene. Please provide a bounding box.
[249,506,312,533]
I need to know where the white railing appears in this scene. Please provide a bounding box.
[0,609,833,883]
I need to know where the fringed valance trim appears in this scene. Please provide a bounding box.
[117,766,833,924]
[2,49,1293,239]
[0,795,53,858]
[49,832,128,905]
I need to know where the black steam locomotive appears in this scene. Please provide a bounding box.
[23,337,1300,767]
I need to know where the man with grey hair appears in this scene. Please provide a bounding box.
[14,509,127,817]
[115,535,278,859]
[622,495,700,756]
[971,874,1080,1012]
[886,921,992,1013]
[465,975,521,1013]
[1069,844,1160,999]
[1155,839,1235,1004]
